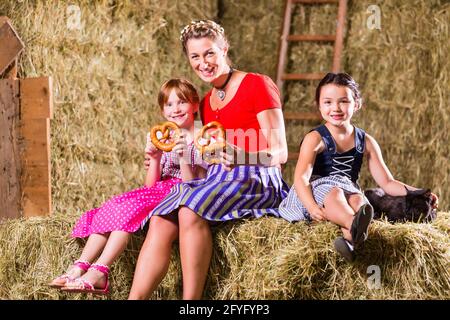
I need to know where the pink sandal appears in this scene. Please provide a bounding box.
[48,260,91,289]
[61,263,110,295]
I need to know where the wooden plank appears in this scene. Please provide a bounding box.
[288,152,300,161]
[0,79,21,220]
[332,0,347,72]
[22,185,51,217]
[287,34,336,41]
[284,111,322,120]
[0,19,24,75]
[276,0,294,93]
[282,73,326,80]
[0,17,11,25]
[20,118,51,217]
[20,77,53,119]
[293,0,339,4]
[1,57,18,79]
[20,77,52,217]
[21,164,49,189]
[20,119,50,166]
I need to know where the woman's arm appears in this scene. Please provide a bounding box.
[365,134,417,196]
[256,108,288,166]
[293,131,326,221]
[220,108,288,169]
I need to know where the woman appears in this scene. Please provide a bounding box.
[128,20,288,300]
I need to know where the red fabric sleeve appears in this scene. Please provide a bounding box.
[251,74,282,114]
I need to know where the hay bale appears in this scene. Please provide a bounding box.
[0,212,448,299]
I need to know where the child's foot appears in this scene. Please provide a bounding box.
[63,266,107,291]
[334,236,355,262]
[350,203,374,246]
[48,260,91,288]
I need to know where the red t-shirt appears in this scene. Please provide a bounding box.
[200,73,281,152]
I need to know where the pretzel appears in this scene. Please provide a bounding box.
[150,121,181,152]
[194,121,226,164]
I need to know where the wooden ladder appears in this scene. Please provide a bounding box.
[276,0,348,161]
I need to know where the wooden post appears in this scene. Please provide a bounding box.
[332,0,347,72]
[0,78,21,220]
[0,17,53,220]
[276,0,294,94]
[20,77,53,217]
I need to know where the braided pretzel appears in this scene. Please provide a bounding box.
[194,121,226,164]
[150,121,181,152]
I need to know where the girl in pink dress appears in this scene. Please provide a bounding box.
[49,78,207,294]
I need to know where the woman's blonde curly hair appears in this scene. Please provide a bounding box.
[180,20,229,55]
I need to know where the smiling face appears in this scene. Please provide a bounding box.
[162,89,198,129]
[185,37,229,85]
[318,84,360,127]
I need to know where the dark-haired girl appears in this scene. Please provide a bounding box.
[275,73,438,262]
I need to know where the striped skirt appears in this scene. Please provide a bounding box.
[240,175,366,222]
[141,164,289,225]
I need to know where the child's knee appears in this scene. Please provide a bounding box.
[348,193,365,209]
[328,187,345,198]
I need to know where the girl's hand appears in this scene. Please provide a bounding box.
[172,132,189,160]
[144,132,162,170]
[309,206,326,222]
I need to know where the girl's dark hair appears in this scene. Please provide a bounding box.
[315,72,362,107]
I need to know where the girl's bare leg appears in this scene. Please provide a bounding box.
[323,187,355,242]
[66,231,131,289]
[50,233,109,285]
[78,233,110,262]
[178,207,212,300]
[128,215,179,300]
[342,193,366,239]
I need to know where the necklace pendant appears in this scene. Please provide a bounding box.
[217,90,225,101]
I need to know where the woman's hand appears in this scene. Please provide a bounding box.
[144,132,162,170]
[219,142,247,171]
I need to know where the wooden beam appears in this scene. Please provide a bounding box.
[293,0,339,3]
[20,118,52,218]
[1,58,18,79]
[282,73,326,80]
[20,77,54,119]
[332,0,347,72]
[19,77,53,217]
[287,34,336,42]
[22,185,51,218]
[0,18,24,76]
[276,0,294,94]
[284,111,322,120]
[288,152,300,161]
[0,79,21,220]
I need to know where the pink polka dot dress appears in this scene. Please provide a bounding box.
[71,143,206,238]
